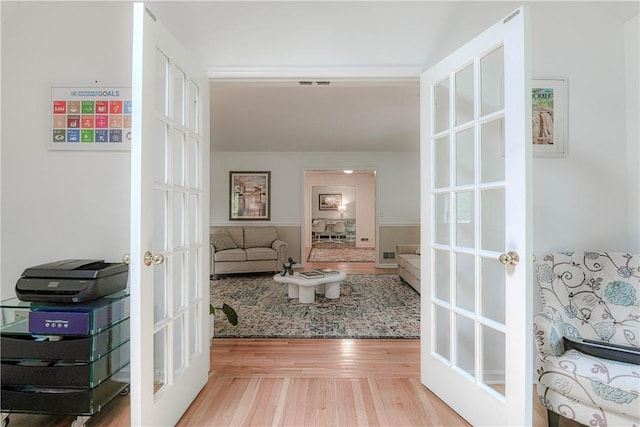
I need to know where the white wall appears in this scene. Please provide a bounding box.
[210,151,420,228]
[1,2,132,299]
[624,15,639,253]
[531,3,636,255]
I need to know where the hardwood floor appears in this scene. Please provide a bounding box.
[177,339,469,427]
[303,247,393,275]
[5,261,554,426]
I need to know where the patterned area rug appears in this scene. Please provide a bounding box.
[210,273,419,338]
[308,247,376,262]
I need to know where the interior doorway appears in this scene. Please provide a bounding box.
[303,169,377,267]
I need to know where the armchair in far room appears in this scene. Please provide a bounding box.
[312,219,326,243]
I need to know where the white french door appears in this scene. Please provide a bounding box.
[130,3,210,425]
[420,7,532,426]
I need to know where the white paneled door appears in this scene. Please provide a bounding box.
[130,3,210,425]
[420,7,532,426]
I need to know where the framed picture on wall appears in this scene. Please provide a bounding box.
[532,77,568,157]
[319,194,342,211]
[229,171,271,220]
[49,86,132,151]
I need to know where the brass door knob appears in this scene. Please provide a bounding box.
[144,251,165,266]
[499,251,520,266]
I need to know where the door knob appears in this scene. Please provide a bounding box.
[144,251,165,266]
[122,254,131,265]
[499,251,520,266]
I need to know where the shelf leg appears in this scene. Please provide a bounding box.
[71,415,91,427]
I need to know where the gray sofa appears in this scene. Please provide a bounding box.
[396,244,420,293]
[210,226,288,277]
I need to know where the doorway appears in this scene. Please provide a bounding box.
[303,169,376,267]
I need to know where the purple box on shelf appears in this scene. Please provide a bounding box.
[28,310,91,335]
[23,291,129,336]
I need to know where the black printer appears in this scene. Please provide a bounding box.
[15,259,128,303]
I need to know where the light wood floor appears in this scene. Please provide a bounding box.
[6,260,554,426]
[303,247,393,275]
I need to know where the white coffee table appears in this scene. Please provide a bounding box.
[273,271,346,303]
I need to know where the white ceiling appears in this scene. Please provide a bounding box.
[148,1,638,152]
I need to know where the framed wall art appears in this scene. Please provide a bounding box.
[50,86,132,151]
[532,78,568,157]
[229,171,271,220]
[319,194,342,211]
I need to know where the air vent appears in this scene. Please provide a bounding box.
[298,81,331,86]
[383,252,395,260]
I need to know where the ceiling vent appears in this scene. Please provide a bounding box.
[298,81,331,86]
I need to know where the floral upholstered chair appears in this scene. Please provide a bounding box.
[534,251,639,427]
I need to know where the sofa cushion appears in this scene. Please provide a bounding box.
[211,230,238,251]
[211,227,244,248]
[213,248,246,262]
[244,227,277,249]
[538,350,640,417]
[245,247,278,261]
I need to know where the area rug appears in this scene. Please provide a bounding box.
[210,273,419,338]
[307,247,376,262]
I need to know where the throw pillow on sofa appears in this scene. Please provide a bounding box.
[211,230,238,251]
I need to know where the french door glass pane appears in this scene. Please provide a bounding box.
[434,304,451,361]
[433,136,450,189]
[456,191,474,248]
[455,253,475,312]
[455,64,474,126]
[188,250,198,301]
[172,252,185,311]
[481,325,505,397]
[155,48,168,117]
[434,194,450,245]
[480,118,505,183]
[189,194,198,245]
[455,128,474,186]
[480,189,505,252]
[189,81,199,133]
[480,47,504,116]
[153,189,167,252]
[173,65,185,125]
[456,314,475,378]
[481,257,505,324]
[154,262,167,323]
[173,314,185,374]
[154,329,167,395]
[153,120,168,184]
[434,249,450,302]
[173,192,185,248]
[434,79,450,134]
[173,129,185,187]
[189,306,198,359]
[189,137,199,189]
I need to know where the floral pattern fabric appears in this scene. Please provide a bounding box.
[534,251,640,427]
